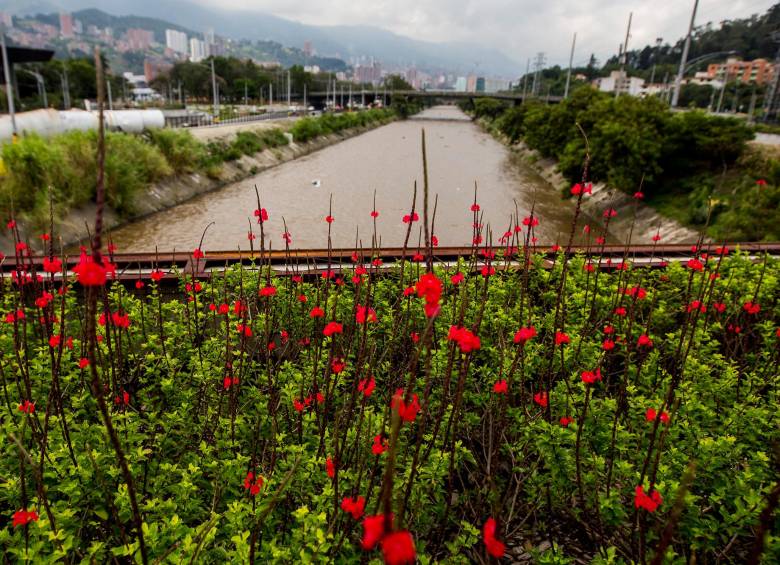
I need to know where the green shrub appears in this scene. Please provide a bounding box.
[147,128,207,173]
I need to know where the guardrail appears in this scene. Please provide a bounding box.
[4,243,779,286]
[164,110,293,129]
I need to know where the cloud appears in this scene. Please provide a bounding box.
[191,0,776,66]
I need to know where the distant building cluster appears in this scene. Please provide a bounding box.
[703,57,775,86]
[452,75,511,93]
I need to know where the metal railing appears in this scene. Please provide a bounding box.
[164,110,294,129]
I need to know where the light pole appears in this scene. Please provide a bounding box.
[210,58,219,118]
[20,68,47,108]
[59,67,71,109]
[564,32,577,99]
[1,25,17,134]
[672,0,700,107]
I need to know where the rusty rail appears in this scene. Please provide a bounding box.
[3,243,779,285]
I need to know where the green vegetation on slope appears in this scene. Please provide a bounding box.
[0,108,395,231]
[464,89,780,241]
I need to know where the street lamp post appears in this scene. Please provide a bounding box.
[20,68,47,108]
[210,58,219,118]
[672,0,700,107]
[1,26,17,134]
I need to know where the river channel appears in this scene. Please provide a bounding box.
[109,105,601,251]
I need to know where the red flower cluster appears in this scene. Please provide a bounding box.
[372,434,388,455]
[646,408,670,424]
[42,257,62,274]
[635,485,662,512]
[493,380,508,394]
[483,517,506,558]
[356,305,378,324]
[243,471,264,496]
[743,301,761,315]
[391,388,421,422]
[637,334,653,348]
[555,331,570,346]
[358,376,376,397]
[581,368,602,385]
[361,515,416,565]
[533,391,548,408]
[402,212,419,224]
[514,325,537,345]
[259,285,277,297]
[341,496,366,519]
[18,400,35,414]
[73,253,112,286]
[326,456,336,478]
[323,321,343,337]
[415,272,443,318]
[12,508,39,528]
[447,326,481,353]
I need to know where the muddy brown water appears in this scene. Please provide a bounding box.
[109,106,604,252]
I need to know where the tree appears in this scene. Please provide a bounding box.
[384,74,413,91]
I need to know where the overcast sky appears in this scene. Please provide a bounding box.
[192,0,776,65]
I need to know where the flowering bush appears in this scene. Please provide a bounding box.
[1,214,779,563]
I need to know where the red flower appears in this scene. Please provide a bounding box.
[358,376,376,397]
[614,306,627,317]
[450,272,464,285]
[259,285,277,297]
[356,305,378,324]
[331,358,346,374]
[18,400,35,414]
[326,456,336,478]
[236,323,252,337]
[293,399,304,412]
[310,306,325,318]
[686,258,704,271]
[637,334,653,348]
[447,326,481,353]
[581,368,602,385]
[555,331,570,346]
[603,208,618,218]
[410,332,419,343]
[533,391,548,408]
[78,357,90,369]
[513,326,537,345]
[646,408,670,424]
[73,253,108,286]
[402,212,419,223]
[323,321,343,336]
[325,215,335,224]
[743,301,761,315]
[254,208,269,222]
[6,219,15,229]
[712,302,726,314]
[391,388,421,422]
[42,257,62,274]
[372,434,388,455]
[522,216,539,227]
[652,233,661,242]
[756,179,767,186]
[483,517,506,558]
[370,210,379,218]
[150,270,164,281]
[12,509,39,528]
[49,334,61,348]
[602,339,615,351]
[480,265,495,277]
[634,191,644,199]
[635,485,662,512]
[243,471,264,496]
[361,514,387,550]
[431,235,439,247]
[282,232,292,244]
[341,496,366,520]
[493,380,508,394]
[560,416,574,427]
[192,248,205,259]
[381,530,416,565]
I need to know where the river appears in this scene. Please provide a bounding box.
[109,106,601,252]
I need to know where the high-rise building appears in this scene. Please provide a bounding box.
[0,12,13,28]
[303,40,313,57]
[454,77,467,92]
[189,38,206,62]
[165,29,188,54]
[125,28,154,50]
[59,13,74,38]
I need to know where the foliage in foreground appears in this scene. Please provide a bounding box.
[1,205,778,563]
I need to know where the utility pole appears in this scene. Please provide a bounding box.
[531,52,545,96]
[522,58,530,101]
[1,26,17,135]
[244,80,248,106]
[106,78,113,110]
[761,31,780,121]
[649,37,663,85]
[269,82,273,107]
[672,0,699,107]
[286,69,291,107]
[61,68,71,109]
[620,12,633,74]
[564,32,577,99]
[210,58,219,117]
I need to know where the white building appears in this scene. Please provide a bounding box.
[189,38,206,62]
[483,78,510,93]
[593,70,645,96]
[454,76,467,92]
[165,29,188,54]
